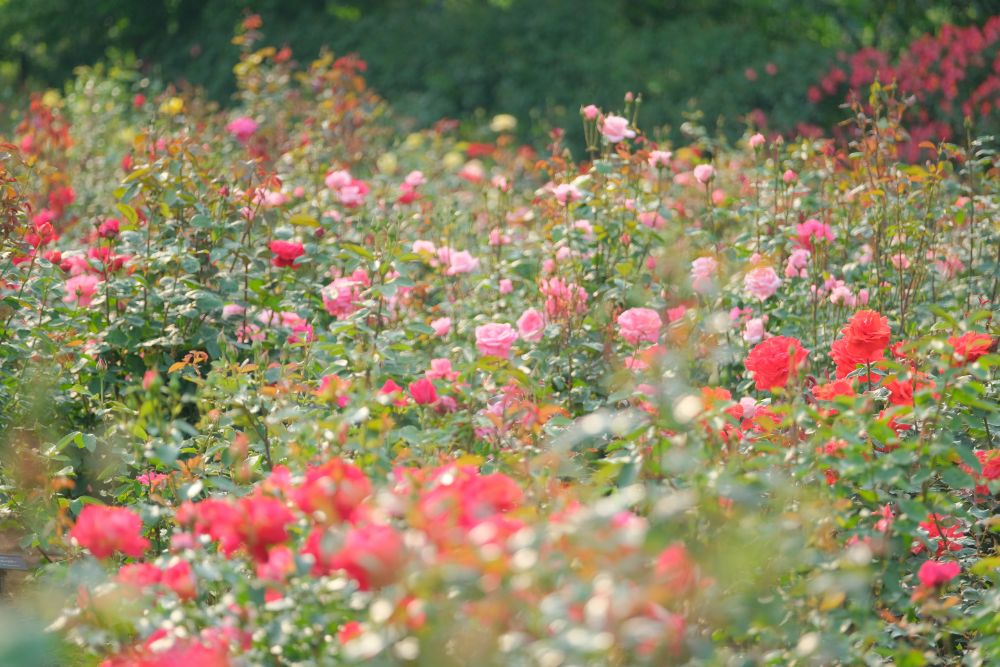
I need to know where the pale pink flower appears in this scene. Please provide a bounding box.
[437,247,479,275]
[782,169,798,183]
[475,323,518,358]
[325,170,353,190]
[552,183,582,205]
[458,161,485,183]
[648,150,672,168]
[693,164,714,184]
[891,253,911,270]
[499,279,513,294]
[426,358,459,381]
[222,304,246,319]
[600,114,635,143]
[403,170,426,187]
[516,308,545,342]
[617,307,662,345]
[412,240,437,255]
[690,256,718,293]
[744,266,781,300]
[489,229,511,246]
[430,317,451,337]
[743,317,766,343]
[573,219,594,236]
[785,248,810,278]
[638,211,666,229]
[748,133,765,149]
[581,104,600,120]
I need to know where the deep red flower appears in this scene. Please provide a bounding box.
[744,336,809,391]
[841,310,891,363]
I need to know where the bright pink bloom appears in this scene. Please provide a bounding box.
[322,277,362,319]
[917,560,960,588]
[749,133,766,148]
[499,278,513,294]
[517,308,545,342]
[581,104,600,120]
[795,219,834,250]
[408,378,438,405]
[617,307,662,345]
[475,323,518,358]
[226,116,259,143]
[269,240,304,268]
[63,274,101,307]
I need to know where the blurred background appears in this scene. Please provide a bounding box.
[0,0,997,146]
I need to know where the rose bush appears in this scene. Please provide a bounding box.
[0,17,998,666]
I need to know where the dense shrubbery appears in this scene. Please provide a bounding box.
[0,1,997,148]
[0,16,999,667]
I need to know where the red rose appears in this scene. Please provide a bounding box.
[841,310,890,363]
[830,337,876,380]
[744,336,809,391]
[70,505,149,559]
[947,331,993,365]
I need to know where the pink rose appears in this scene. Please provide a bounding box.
[226,116,258,143]
[648,150,672,168]
[63,274,100,307]
[552,183,582,205]
[517,308,545,342]
[600,114,635,143]
[438,247,480,275]
[748,133,765,148]
[917,560,960,588]
[690,256,718,294]
[499,279,513,294]
[617,307,662,345]
[475,323,518,358]
[744,266,781,300]
[430,317,451,336]
[743,317,766,343]
[693,164,714,184]
[581,104,600,120]
[638,211,666,229]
